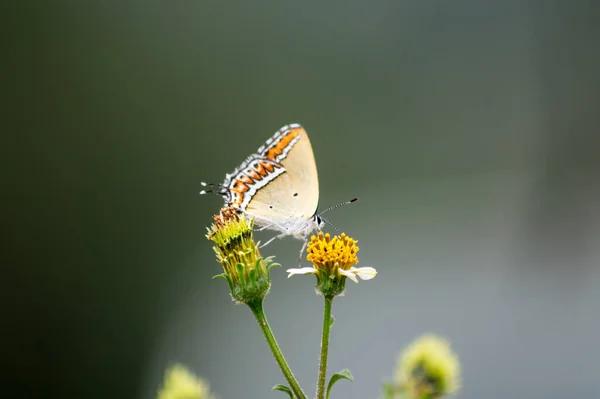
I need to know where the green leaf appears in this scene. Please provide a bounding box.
[326,369,354,399]
[329,315,335,328]
[272,384,293,398]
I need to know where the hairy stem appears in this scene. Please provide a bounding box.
[249,300,307,399]
[316,296,333,399]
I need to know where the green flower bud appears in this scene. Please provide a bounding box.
[395,334,461,399]
[207,207,278,304]
[157,364,214,399]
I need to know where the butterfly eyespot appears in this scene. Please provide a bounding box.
[269,205,273,209]
[293,193,298,197]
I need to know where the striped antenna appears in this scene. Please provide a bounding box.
[318,197,358,216]
[319,216,341,235]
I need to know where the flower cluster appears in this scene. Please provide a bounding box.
[207,207,278,304]
[156,205,464,399]
[287,232,376,297]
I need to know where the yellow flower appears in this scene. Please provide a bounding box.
[396,334,461,398]
[207,207,279,304]
[286,232,376,296]
[157,364,214,399]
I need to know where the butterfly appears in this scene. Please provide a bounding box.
[200,123,356,263]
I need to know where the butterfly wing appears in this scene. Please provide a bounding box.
[222,155,286,211]
[245,124,319,229]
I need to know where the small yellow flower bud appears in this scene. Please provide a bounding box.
[157,364,214,399]
[395,334,461,399]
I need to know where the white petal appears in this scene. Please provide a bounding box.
[351,266,378,280]
[286,267,317,278]
[339,268,359,283]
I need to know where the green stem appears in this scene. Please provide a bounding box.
[249,300,307,399]
[316,296,333,399]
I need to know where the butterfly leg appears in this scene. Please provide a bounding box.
[297,236,309,266]
[252,217,286,233]
[254,223,275,232]
[259,233,287,249]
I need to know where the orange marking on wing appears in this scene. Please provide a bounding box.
[265,128,303,160]
[233,181,250,193]
[230,197,243,207]
[253,162,268,177]
[239,175,254,185]
[248,170,261,181]
[261,161,276,173]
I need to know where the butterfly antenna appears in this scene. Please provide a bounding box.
[199,182,229,196]
[320,216,341,235]
[318,197,359,216]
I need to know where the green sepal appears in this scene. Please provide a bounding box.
[253,258,267,279]
[315,267,347,297]
[326,369,354,399]
[248,268,258,287]
[264,255,276,263]
[272,384,293,398]
[267,262,281,272]
[236,263,245,284]
[213,272,234,291]
[264,256,281,274]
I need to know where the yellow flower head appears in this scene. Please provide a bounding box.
[207,207,278,304]
[307,232,359,271]
[396,334,461,398]
[287,232,376,297]
[157,364,214,399]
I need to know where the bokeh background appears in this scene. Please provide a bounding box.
[5,1,600,398]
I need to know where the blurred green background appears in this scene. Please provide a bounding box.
[4,1,600,398]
